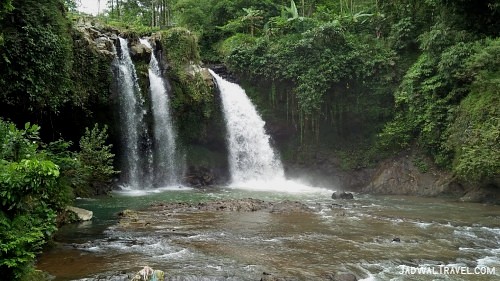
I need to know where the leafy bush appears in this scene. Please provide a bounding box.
[0,120,65,280]
[0,120,117,279]
[445,38,500,182]
[77,124,118,195]
[0,0,73,114]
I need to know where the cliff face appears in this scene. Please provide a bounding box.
[362,152,458,196]
[362,151,500,204]
[72,22,498,198]
[75,22,228,186]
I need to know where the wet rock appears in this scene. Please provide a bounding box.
[270,200,312,213]
[206,64,239,83]
[74,271,133,281]
[460,183,500,204]
[196,198,267,212]
[185,166,218,186]
[326,272,358,281]
[392,237,401,242]
[131,266,164,281]
[129,42,152,63]
[362,152,457,196]
[118,209,139,219]
[331,192,354,200]
[150,199,312,213]
[73,23,117,60]
[66,206,93,221]
[260,272,299,281]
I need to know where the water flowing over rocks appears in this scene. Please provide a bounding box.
[149,199,312,213]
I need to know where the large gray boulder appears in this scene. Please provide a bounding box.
[66,206,93,221]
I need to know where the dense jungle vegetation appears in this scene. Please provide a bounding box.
[0,0,499,279]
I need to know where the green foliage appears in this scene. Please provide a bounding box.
[70,30,113,110]
[412,154,429,173]
[0,0,73,114]
[160,27,201,67]
[0,120,117,279]
[156,28,216,143]
[219,33,256,57]
[379,4,500,182]
[0,120,63,280]
[445,38,500,182]
[0,122,40,162]
[0,0,13,19]
[225,17,396,141]
[174,0,214,34]
[77,124,118,195]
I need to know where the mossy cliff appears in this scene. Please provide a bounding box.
[157,28,229,184]
[126,28,229,185]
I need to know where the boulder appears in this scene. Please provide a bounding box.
[129,42,152,63]
[326,272,358,281]
[260,272,299,281]
[184,166,217,186]
[66,206,93,221]
[131,266,164,281]
[331,192,354,200]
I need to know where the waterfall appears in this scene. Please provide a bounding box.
[112,37,182,190]
[208,69,285,185]
[112,37,146,188]
[140,39,181,186]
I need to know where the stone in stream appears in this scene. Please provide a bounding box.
[150,198,312,213]
[260,271,299,281]
[131,266,164,281]
[326,272,358,281]
[66,206,93,221]
[331,192,354,200]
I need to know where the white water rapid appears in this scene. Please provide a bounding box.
[140,38,181,186]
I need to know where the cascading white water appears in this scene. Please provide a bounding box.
[208,69,285,184]
[140,39,180,186]
[210,70,332,193]
[113,37,144,188]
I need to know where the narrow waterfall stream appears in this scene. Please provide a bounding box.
[112,37,148,188]
[208,70,284,184]
[141,39,182,187]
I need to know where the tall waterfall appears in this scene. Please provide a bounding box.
[141,39,181,186]
[112,37,146,188]
[208,70,285,185]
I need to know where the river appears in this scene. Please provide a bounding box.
[37,187,500,280]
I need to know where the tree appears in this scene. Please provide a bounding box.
[78,124,118,195]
